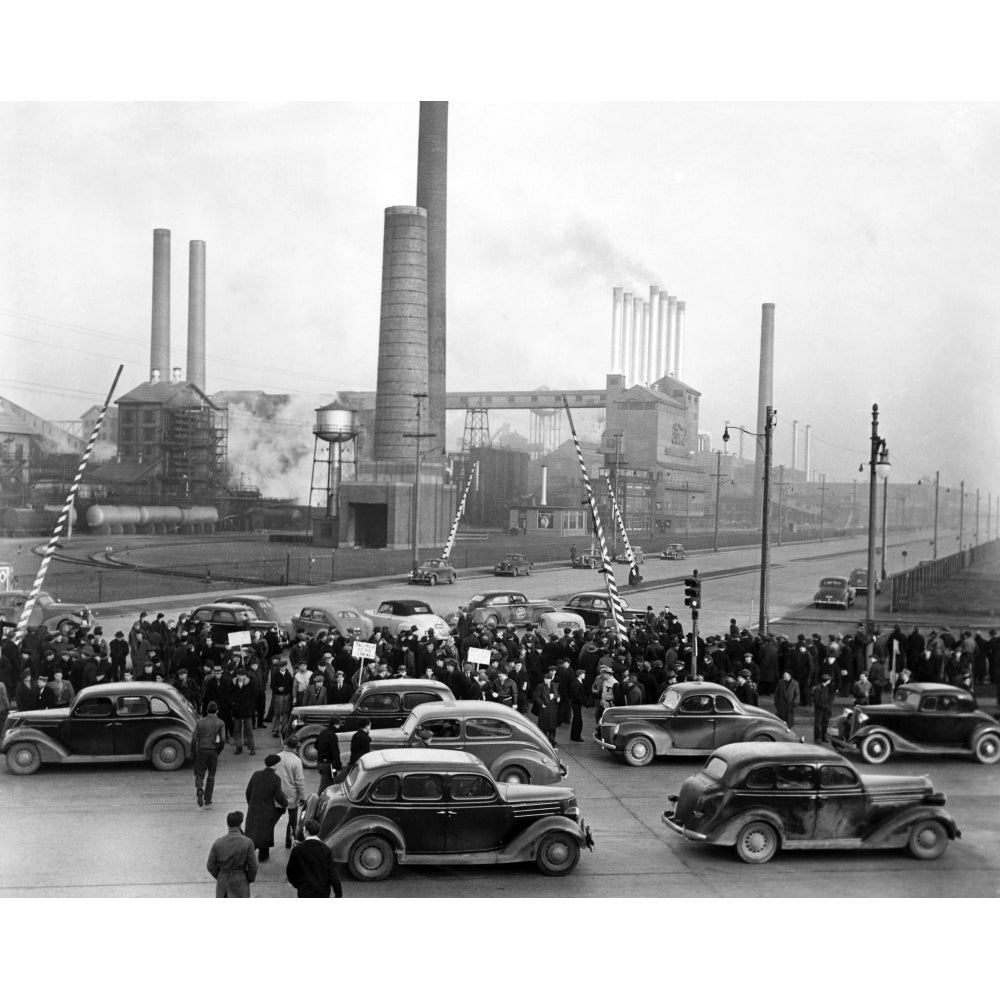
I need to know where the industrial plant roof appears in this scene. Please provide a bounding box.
[115,381,222,409]
[0,412,37,437]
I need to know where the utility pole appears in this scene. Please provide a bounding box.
[933,470,939,560]
[819,473,826,543]
[711,450,724,552]
[403,392,434,571]
[958,480,965,552]
[776,464,785,546]
[759,406,774,636]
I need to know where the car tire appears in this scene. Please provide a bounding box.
[907,819,949,860]
[860,733,892,765]
[485,614,499,628]
[449,574,456,584]
[535,830,580,876]
[735,820,779,864]
[298,736,319,769]
[973,731,1000,764]
[526,566,532,575]
[348,834,395,881]
[623,735,655,766]
[5,741,42,775]
[429,575,437,586]
[150,737,185,771]
[498,765,529,784]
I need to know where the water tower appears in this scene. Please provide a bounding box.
[309,405,359,537]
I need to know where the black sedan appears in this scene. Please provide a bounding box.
[298,749,593,881]
[663,742,960,863]
[829,682,1000,765]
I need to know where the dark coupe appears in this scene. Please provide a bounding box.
[595,681,800,766]
[829,682,1000,765]
[298,748,593,881]
[663,742,960,863]
[2,681,196,774]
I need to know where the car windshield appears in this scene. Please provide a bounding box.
[252,599,278,618]
[703,756,728,781]
[894,688,922,709]
[468,595,486,605]
[661,688,681,710]
[819,578,845,588]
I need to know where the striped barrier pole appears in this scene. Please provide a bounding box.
[11,365,124,647]
[561,396,626,640]
[440,461,478,561]
[604,471,636,570]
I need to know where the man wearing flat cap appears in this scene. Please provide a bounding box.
[245,754,288,862]
[810,672,837,744]
[207,810,258,898]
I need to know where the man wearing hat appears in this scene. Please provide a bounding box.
[735,668,758,706]
[270,658,294,740]
[231,665,258,755]
[191,701,226,807]
[277,736,307,849]
[207,810,258,898]
[244,754,288,862]
[810,672,837,744]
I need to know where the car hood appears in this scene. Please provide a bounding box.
[8,708,71,726]
[599,705,663,724]
[499,783,574,804]
[362,727,411,748]
[291,704,354,722]
[860,773,934,798]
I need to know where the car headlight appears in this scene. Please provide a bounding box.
[611,725,620,739]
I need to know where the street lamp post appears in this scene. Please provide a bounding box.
[776,465,785,546]
[958,480,965,551]
[819,473,826,543]
[865,404,890,624]
[712,450,722,552]
[724,405,775,635]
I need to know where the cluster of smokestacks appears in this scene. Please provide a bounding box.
[609,285,686,386]
[149,228,206,390]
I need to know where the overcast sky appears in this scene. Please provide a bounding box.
[2,100,998,497]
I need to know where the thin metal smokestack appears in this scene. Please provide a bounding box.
[416,101,448,454]
[752,303,776,528]
[150,228,170,378]
[621,292,633,382]
[805,425,812,481]
[666,296,677,375]
[791,419,799,471]
[629,295,640,385]
[656,290,668,379]
[541,465,548,506]
[640,299,649,385]
[186,239,206,390]
[610,287,623,374]
[646,285,658,384]
[675,300,686,382]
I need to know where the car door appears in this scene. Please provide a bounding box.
[61,695,116,755]
[508,594,531,626]
[669,693,717,749]
[394,772,449,853]
[413,717,462,751]
[445,771,510,852]
[813,763,868,840]
[919,693,965,744]
[462,716,517,771]
[737,763,817,841]
[711,693,747,746]
[113,695,153,755]
[356,690,404,729]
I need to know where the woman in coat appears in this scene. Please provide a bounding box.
[244,755,288,862]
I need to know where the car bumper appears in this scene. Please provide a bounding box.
[661,811,708,841]
[593,735,619,751]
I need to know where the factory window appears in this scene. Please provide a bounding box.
[142,427,156,442]
[143,410,156,424]
[562,510,584,531]
[120,410,134,425]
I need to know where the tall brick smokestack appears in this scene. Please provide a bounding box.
[373,207,429,461]
[416,101,447,453]
[752,303,775,528]
[150,228,170,378]
[186,240,206,390]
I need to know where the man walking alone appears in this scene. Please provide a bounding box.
[206,810,258,898]
[191,700,226,807]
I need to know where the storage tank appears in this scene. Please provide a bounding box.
[313,406,358,443]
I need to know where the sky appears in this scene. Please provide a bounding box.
[2,25,999,504]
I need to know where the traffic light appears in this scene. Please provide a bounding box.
[684,574,701,609]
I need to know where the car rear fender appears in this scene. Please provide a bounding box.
[142,726,195,759]
[491,748,555,782]
[498,815,587,863]
[704,809,788,847]
[289,722,325,741]
[863,805,960,847]
[969,722,1000,748]
[0,729,67,763]
[742,721,797,742]
[327,816,406,863]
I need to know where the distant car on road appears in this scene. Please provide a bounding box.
[813,576,855,609]
[595,681,800,766]
[0,590,94,633]
[408,558,457,586]
[298,749,593,881]
[662,742,960,864]
[660,543,686,560]
[829,682,1000,765]
[848,568,882,595]
[2,681,196,775]
[571,552,601,569]
[363,599,451,639]
[494,553,533,577]
[290,605,373,640]
[614,547,645,565]
[461,590,551,629]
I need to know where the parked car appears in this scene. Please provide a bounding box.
[494,553,533,577]
[189,603,282,651]
[571,551,600,569]
[461,591,552,629]
[408,558,457,586]
[291,679,455,767]
[2,681,196,775]
[614,547,645,564]
[345,701,567,785]
[363,599,451,639]
[595,681,801,766]
[290,605,373,640]
[0,590,94,633]
[848,568,882,595]
[532,606,587,639]
[561,591,644,630]
[660,544,686,560]
[662,742,960,863]
[298,748,594,880]
[812,576,855,609]
[215,594,292,639]
[828,682,1000,764]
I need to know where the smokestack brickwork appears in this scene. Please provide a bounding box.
[416,101,448,455]
[187,239,206,390]
[150,228,170,378]
[374,206,429,462]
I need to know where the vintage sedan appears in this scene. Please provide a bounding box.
[531,606,587,639]
[847,568,882,596]
[595,681,800,766]
[562,591,645,630]
[571,551,600,569]
[613,547,645,565]
[2,681,196,775]
[462,591,551,628]
[363,599,451,639]
[662,742,960,863]
[216,594,293,640]
[660,543,686,560]
[290,604,373,640]
[813,576,855,609]
[298,749,593,880]
[494,553,533,577]
[829,682,1000,765]
[408,558,457,586]
[0,590,94,633]
[344,701,567,785]
[290,679,456,767]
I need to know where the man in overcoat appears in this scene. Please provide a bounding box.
[285,818,343,898]
[245,754,288,862]
[532,666,561,745]
[773,670,800,728]
[207,810,258,897]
